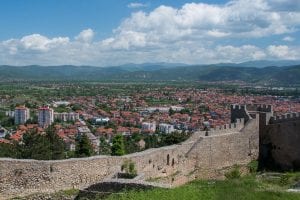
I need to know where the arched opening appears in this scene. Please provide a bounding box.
[172,158,175,167]
[167,154,170,165]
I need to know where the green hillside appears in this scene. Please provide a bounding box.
[0,64,299,84]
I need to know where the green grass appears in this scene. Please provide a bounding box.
[16,173,300,200]
[104,175,300,200]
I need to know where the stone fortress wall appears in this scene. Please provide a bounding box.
[1,103,299,199]
[261,111,300,170]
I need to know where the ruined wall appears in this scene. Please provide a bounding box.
[261,113,300,170]
[0,105,260,199]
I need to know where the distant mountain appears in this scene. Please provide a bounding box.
[111,62,188,72]
[0,62,299,85]
[235,60,300,68]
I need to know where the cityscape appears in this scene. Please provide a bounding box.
[0,0,300,199]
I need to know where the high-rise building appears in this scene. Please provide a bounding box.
[14,106,30,125]
[38,106,54,128]
[141,122,156,132]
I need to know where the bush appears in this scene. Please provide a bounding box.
[225,165,241,179]
[120,159,137,179]
[247,160,258,173]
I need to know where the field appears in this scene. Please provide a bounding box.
[104,174,300,200]
[32,172,300,200]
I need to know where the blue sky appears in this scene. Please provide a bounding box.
[0,0,228,40]
[0,0,299,66]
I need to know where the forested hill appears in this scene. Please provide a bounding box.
[0,64,299,84]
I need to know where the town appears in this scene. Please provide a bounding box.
[0,82,299,158]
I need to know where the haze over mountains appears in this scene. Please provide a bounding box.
[0,60,299,84]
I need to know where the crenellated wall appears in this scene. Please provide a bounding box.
[269,112,300,124]
[260,112,300,171]
[246,104,273,113]
[209,118,244,136]
[230,104,252,123]
[0,105,261,199]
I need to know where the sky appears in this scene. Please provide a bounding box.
[0,0,299,66]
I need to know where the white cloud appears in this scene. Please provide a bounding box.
[106,0,300,50]
[267,45,299,60]
[19,34,69,51]
[282,36,295,42]
[75,28,94,43]
[0,0,299,66]
[127,2,148,9]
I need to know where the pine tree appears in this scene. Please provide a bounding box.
[99,137,111,155]
[19,129,51,160]
[111,134,125,156]
[45,125,65,160]
[75,134,94,157]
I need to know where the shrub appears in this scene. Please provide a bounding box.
[225,165,241,179]
[247,160,258,173]
[120,159,137,179]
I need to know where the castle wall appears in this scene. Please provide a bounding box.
[0,116,259,199]
[188,116,259,170]
[246,104,273,113]
[261,113,300,170]
[231,105,251,123]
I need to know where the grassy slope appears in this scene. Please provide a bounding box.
[106,175,300,200]
[15,173,300,200]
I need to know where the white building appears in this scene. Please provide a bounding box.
[53,101,70,107]
[38,106,54,128]
[141,122,156,132]
[54,112,79,122]
[170,106,184,111]
[94,117,110,124]
[159,123,175,134]
[14,106,30,125]
[5,111,15,117]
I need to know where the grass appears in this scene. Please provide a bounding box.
[16,173,300,200]
[103,175,300,200]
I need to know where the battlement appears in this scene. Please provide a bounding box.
[269,112,300,124]
[206,118,245,136]
[246,104,273,113]
[231,104,251,123]
[230,104,246,110]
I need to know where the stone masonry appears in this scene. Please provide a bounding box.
[3,103,298,199]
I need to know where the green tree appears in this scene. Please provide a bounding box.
[18,129,52,160]
[169,107,175,116]
[99,137,111,155]
[0,117,14,128]
[111,134,125,156]
[45,125,65,160]
[0,143,16,158]
[75,134,94,157]
[144,134,159,149]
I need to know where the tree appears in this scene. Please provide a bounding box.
[18,129,52,160]
[0,143,16,158]
[169,108,175,116]
[99,137,111,155]
[144,134,159,149]
[45,125,65,160]
[111,134,125,156]
[75,134,94,157]
[124,135,140,154]
[0,117,14,128]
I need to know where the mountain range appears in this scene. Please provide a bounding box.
[0,60,299,84]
